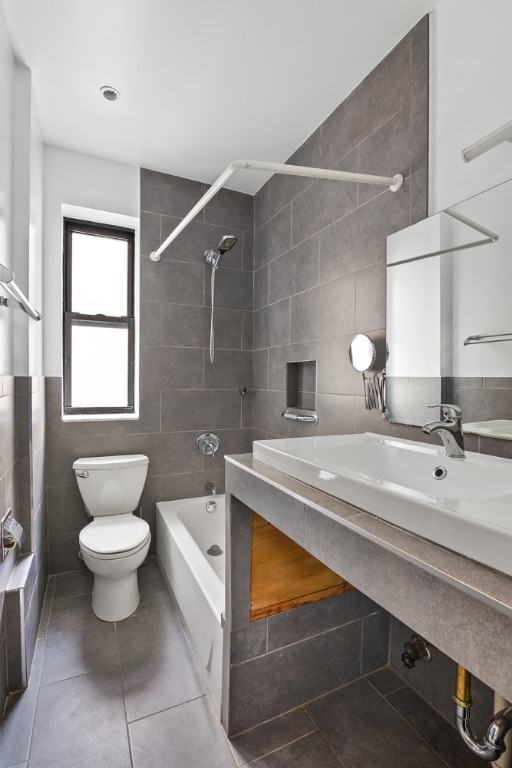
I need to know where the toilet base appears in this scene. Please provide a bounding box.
[91,571,140,622]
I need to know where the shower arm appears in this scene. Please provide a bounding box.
[149,159,404,261]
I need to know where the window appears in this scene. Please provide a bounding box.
[63,218,135,416]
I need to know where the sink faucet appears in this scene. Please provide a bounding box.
[422,404,465,459]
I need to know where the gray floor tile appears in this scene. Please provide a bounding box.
[387,686,484,768]
[306,678,449,768]
[249,732,343,767]
[52,569,92,601]
[133,557,175,616]
[230,708,316,766]
[28,668,131,768]
[129,696,236,768]
[367,667,406,696]
[41,594,119,685]
[117,604,206,722]
[0,639,46,766]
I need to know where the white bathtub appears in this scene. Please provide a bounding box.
[156,495,225,710]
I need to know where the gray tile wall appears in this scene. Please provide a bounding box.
[45,170,254,572]
[252,16,429,441]
[224,470,389,736]
[0,375,47,707]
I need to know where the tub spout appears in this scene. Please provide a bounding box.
[454,665,512,761]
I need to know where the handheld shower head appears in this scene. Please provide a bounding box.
[204,234,238,269]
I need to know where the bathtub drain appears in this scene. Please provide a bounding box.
[207,544,223,557]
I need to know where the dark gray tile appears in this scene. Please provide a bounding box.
[129,695,235,768]
[230,708,316,766]
[242,230,254,272]
[161,389,241,432]
[254,300,291,350]
[268,236,320,303]
[268,340,319,393]
[0,638,45,766]
[250,732,343,768]
[320,183,410,284]
[231,620,268,665]
[131,557,173,616]
[252,389,288,437]
[204,267,253,311]
[268,590,380,651]
[255,206,292,269]
[52,569,93,601]
[160,467,226,500]
[46,435,117,486]
[140,210,161,258]
[205,186,254,233]
[140,257,204,305]
[290,275,356,344]
[358,107,411,206]
[355,262,386,332]
[269,129,322,215]
[410,15,430,175]
[41,594,118,684]
[140,299,161,345]
[367,667,406,696]
[29,668,130,768]
[228,621,362,734]
[118,604,206,721]
[362,610,390,674]
[161,303,243,349]
[204,349,253,390]
[47,530,85,574]
[387,686,484,768]
[253,349,269,391]
[292,152,359,247]
[321,34,411,169]
[306,679,448,768]
[141,168,206,218]
[159,346,204,389]
[255,181,271,231]
[254,264,269,310]
[411,165,428,224]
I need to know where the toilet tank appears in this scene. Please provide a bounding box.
[73,454,149,517]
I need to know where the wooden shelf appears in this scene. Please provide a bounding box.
[250,512,352,621]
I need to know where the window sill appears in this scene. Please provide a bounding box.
[62,412,139,422]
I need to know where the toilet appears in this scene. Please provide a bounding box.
[73,454,151,622]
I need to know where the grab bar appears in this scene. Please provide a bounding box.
[464,332,512,346]
[0,262,42,321]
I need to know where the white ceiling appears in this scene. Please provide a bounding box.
[3,0,439,194]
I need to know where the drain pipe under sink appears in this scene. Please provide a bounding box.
[454,665,512,763]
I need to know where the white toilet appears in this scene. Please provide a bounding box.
[73,454,151,622]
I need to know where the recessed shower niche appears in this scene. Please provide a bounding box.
[283,360,318,425]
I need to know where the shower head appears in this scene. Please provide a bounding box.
[204,234,238,269]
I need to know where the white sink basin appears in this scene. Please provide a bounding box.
[253,433,512,578]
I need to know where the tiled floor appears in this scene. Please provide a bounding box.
[1,558,481,768]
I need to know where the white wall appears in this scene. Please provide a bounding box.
[43,147,139,376]
[430,0,512,213]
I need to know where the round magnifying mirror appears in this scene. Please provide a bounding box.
[348,334,376,373]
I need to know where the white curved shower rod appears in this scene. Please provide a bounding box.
[149,159,404,261]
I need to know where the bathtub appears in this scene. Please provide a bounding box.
[156,495,225,710]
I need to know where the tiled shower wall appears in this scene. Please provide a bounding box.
[0,376,47,703]
[252,17,429,440]
[45,171,254,573]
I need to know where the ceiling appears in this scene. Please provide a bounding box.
[3,0,439,194]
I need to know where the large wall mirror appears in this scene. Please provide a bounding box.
[386,177,512,438]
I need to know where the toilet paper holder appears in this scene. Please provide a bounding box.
[0,509,25,562]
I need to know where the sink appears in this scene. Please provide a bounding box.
[253,433,512,578]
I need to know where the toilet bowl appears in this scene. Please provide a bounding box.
[73,454,150,622]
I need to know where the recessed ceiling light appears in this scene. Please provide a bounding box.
[100,85,120,102]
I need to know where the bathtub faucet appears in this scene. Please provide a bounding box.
[205,482,217,496]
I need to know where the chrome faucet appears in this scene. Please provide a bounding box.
[422,404,465,459]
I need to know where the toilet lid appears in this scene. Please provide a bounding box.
[79,515,150,555]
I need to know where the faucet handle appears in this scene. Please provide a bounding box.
[427,404,462,419]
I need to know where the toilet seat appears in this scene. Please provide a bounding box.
[79,515,150,557]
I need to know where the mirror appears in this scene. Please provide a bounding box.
[348,334,376,373]
[386,178,512,436]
